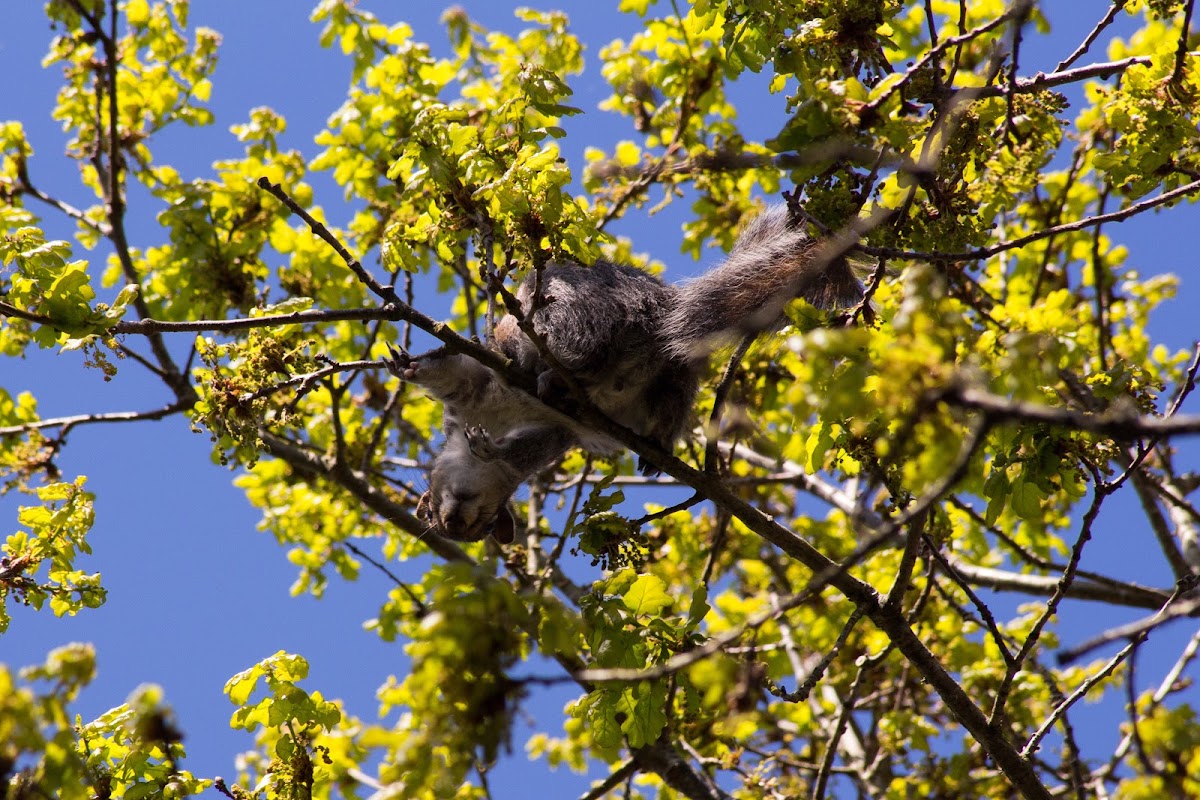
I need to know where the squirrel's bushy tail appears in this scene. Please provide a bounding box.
[660,205,864,362]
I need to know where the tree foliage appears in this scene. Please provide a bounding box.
[3,1,1200,798]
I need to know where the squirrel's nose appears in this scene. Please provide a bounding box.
[437,506,488,542]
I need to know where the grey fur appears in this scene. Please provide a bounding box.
[387,204,864,542]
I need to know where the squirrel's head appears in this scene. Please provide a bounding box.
[420,448,518,543]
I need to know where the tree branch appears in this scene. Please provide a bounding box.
[947,558,1173,610]
[256,177,398,305]
[110,306,399,335]
[941,383,1200,438]
[1056,2,1128,71]
[0,301,57,327]
[861,177,1200,264]
[0,400,193,436]
[256,429,471,566]
[1057,579,1200,665]
[14,156,109,235]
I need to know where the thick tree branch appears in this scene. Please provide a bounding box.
[576,759,637,800]
[1171,0,1195,84]
[634,740,730,800]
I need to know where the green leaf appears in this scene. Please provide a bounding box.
[620,574,672,617]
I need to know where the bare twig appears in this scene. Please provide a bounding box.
[990,484,1108,724]
[630,492,704,528]
[576,759,638,800]
[925,539,1016,667]
[812,662,869,800]
[1057,580,1200,665]
[1090,628,1200,786]
[343,541,428,616]
[257,178,398,304]
[945,558,1172,610]
[1056,2,1127,72]
[0,400,193,436]
[862,176,1200,265]
[14,157,108,235]
[941,383,1200,438]
[1023,632,1137,758]
[769,605,867,703]
[704,334,756,474]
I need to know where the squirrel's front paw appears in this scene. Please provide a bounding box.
[536,369,577,412]
[464,425,502,461]
[382,344,420,381]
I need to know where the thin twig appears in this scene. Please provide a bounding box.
[861,176,1200,265]
[1023,633,1138,758]
[630,492,704,528]
[256,177,398,304]
[1091,628,1200,785]
[924,537,1015,666]
[1057,581,1200,665]
[769,606,867,703]
[704,334,756,474]
[990,483,1108,724]
[0,401,193,436]
[14,157,109,235]
[577,759,638,800]
[236,359,382,404]
[343,541,428,616]
[1056,2,1127,72]
[943,384,1200,438]
[811,662,868,800]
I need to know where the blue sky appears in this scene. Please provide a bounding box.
[2,3,1198,798]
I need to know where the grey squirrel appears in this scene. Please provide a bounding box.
[385,204,864,543]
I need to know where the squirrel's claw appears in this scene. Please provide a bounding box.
[383,344,418,381]
[637,455,662,477]
[464,425,502,462]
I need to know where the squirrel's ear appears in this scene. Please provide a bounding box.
[490,504,516,544]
